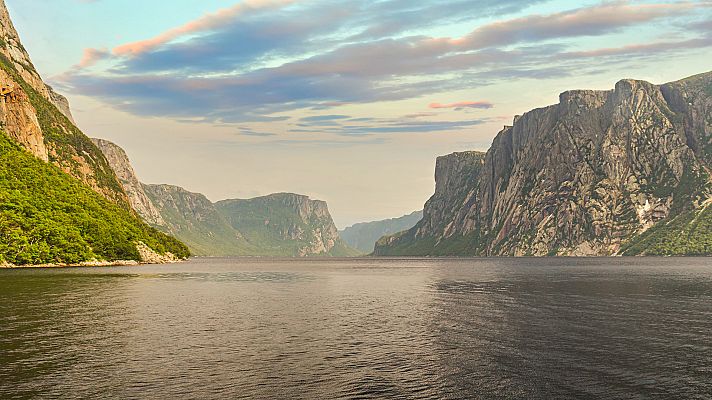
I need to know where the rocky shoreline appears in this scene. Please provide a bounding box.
[0,259,185,269]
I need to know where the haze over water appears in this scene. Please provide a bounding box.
[1,258,711,399]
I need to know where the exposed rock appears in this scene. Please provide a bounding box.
[46,84,75,124]
[0,0,131,207]
[142,185,357,257]
[0,0,50,100]
[141,183,254,257]
[0,68,46,160]
[136,241,180,264]
[92,138,165,226]
[0,0,190,266]
[376,72,712,257]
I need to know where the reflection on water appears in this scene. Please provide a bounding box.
[0,258,711,399]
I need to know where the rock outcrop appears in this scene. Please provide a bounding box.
[0,67,46,161]
[0,0,50,99]
[92,138,165,226]
[376,72,712,256]
[46,84,75,124]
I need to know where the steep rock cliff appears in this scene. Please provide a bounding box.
[92,138,165,226]
[142,184,258,256]
[216,193,358,257]
[376,73,712,256]
[0,0,127,205]
[0,1,189,265]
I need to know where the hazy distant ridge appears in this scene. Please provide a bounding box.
[340,211,423,253]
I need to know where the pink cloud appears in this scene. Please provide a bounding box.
[429,101,494,110]
[113,0,297,57]
[77,48,110,68]
[446,1,705,51]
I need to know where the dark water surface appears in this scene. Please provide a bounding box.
[1,258,711,399]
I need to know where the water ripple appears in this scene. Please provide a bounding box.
[0,257,711,399]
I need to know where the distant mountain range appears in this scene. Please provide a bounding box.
[93,139,358,257]
[340,211,423,253]
[376,73,712,256]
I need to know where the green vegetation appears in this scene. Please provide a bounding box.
[0,54,128,206]
[0,132,189,265]
[144,188,358,257]
[142,184,260,257]
[216,195,359,257]
[621,204,712,256]
[704,81,712,98]
[374,230,487,257]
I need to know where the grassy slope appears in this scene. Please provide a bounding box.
[0,133,189,264]
[621,204,712,256]
[142,185,259,257]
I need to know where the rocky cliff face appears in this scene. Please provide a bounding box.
[376,72,712,256]
[142,184,254,256]
[141,184,356,257]
[45,84,75,124]
[216,193,357,257]
[0,0,129,206]
[91,138,165,226]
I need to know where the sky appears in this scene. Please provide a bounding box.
[6,0,712,228]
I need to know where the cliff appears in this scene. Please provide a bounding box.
[142,184,258,256]
[340,211,423,253]
[0,1,190,265]
[216,193,359,257]
[91,138,165,226]
[0,0,126,205]
[139,183,357,257]
[376,72,712,256]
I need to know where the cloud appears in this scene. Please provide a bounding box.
[55,0,712,130]
[429,101,494,110]
[300,115,351,122]
[76,48,110,68]
[448,1,703,50]
[113,0,297,57]
[237,127,277,137]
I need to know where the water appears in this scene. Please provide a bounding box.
[0,258,711,399]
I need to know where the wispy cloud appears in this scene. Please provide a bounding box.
[113,0,297,57]
[429,101,494,110]
[54,0,712,133]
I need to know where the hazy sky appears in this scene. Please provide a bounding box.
[7,0,712,227]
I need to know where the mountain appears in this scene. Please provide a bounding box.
[216,194,359,257]
[92,137,357,257]
[0,1,130,206]
[340,211,423,253]
[91,139,165,226]
[142,184,259,256]
[376,72,712,257]
[0,1,189,265]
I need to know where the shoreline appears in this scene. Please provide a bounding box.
[0,259,185,270]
